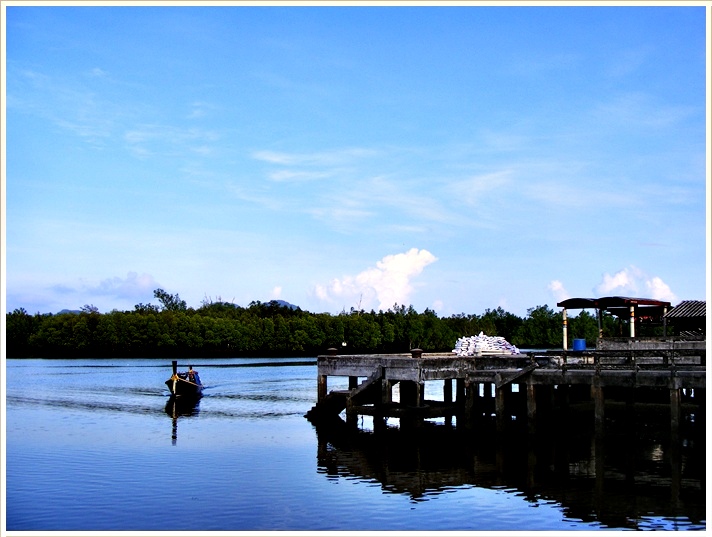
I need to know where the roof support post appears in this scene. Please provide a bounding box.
[663,306,668,337]
[562,308,568,350]
[629,305,636,338]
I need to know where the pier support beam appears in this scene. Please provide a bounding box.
[670,384,681,439]
[444,378,453,425]
[400,380,422,407]
[495,386,506,433]
[346,395,357,427]
[592,376,604,436]
[464,380,476,427]
[399,380,424,429]
[382,378,393,404]
[456,378,466,404]
[456,378,467,426]
[526,381,536,435]
[318,374,327,403]
[444,378,453,404]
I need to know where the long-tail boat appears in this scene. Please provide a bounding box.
[165,360,203,397]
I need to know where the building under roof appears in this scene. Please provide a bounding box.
[556,297,707,347]
[663,300,707,339]
[556,296,673,348]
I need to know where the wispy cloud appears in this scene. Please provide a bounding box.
[224,181,285,211]
[28,272,161,313]
[447,170,513,207]
[9,67,121,145]
[507,51,580,76]
[604,47,651,78]
[87,67,108,78]
[86,271,161,300]
[252,146,462,229]
[306,201,374,227]
[187,101,216,119]
[520,178,633,209]
[124,124,220,159]
[267,169,333,182]
[9,66,222,159]
[592,92,699,129]
[548,280,571,303]
[252,147,378,167]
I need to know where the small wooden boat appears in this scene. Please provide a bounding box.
[165,360,203,397]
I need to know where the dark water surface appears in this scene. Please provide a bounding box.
[4,358,706,531]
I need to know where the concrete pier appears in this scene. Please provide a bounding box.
[306,343,706,434]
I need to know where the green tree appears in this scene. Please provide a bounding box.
[153,288,187,312]
[482,307,523,342]
[513,305,562,348]
[6,308,37,357]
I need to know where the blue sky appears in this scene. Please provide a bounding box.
[2,4,709,317]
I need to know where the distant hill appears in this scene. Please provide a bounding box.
[56,309,82,315]
[270,300,300,310]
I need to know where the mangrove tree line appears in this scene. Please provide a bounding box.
[6,289,623,358]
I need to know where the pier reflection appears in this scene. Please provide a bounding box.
[313,405,705,530]
[165,396,201,445]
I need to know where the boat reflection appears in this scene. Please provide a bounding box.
[165,395,201,445]
[312,408,705,530]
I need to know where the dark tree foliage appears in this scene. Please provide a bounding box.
[5,290,632,358]
[511,305,561,348]
[482,307,524,343]
[153,288,187,312]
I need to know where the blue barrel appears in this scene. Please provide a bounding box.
[572,339,586,351]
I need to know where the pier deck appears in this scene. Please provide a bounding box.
[306,345,706,432]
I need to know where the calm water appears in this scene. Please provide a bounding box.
[4,358,706,532]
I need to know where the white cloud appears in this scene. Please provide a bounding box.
[595,266,644,295]
[595,266,677,302]
[270,286,283,300]
[645,276,678,303]
[314,248,438,311]
[547,280,570,303]
[88,272,161,300]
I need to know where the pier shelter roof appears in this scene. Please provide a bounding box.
[557,296,671,318]
[664,300,706,319]
[664,300,706,337]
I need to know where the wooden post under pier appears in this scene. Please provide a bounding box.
[526,380,536,435]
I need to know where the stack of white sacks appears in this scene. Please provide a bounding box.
[452,332,520,356]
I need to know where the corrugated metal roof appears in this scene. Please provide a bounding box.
[557,296,671,309]
[664,300,707,318]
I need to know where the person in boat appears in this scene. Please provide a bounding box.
[187,366,201,386]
